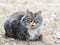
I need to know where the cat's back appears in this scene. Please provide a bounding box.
[4,11,25,28]
[8,11,25,22]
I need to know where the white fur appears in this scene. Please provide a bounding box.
[20,15,26,26]
[28,26,41,40]
[30,22,36,26]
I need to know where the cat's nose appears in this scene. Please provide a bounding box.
[31,23,35,26]
[31,25,34,26]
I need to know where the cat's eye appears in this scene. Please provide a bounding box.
[31,20,32,22]
[33,20,35,22]
[34,20,39,23]
[36,20,39,23]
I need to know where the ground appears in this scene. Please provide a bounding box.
[0,0,60,45]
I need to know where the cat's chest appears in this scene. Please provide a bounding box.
[28,28,40,40]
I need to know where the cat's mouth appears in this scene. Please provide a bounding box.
[30,26,36,29]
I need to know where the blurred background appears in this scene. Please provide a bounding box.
[0,0,60,45]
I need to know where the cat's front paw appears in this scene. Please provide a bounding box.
[37,34,43,41]
[26,34,43,41]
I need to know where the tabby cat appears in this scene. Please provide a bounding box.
[4,10,43,41]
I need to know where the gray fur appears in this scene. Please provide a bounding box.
[4,11,29,40]
[21,10,43,29]
[4,10,43,41]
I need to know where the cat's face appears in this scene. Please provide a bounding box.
[21,10,43,30]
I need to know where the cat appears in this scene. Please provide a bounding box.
[4,10,43,41]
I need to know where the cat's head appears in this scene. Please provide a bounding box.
[21,10,43,30]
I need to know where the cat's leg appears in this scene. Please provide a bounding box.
[37,34,43,41]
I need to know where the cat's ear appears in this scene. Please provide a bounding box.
[36,11,42,15]
[26,10,30,13]
[26,10,32,16]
